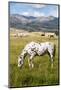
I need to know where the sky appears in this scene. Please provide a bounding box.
[9,2,58,17]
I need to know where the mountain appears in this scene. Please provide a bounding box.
[10,14,59,32]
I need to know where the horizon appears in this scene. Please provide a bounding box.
[10,14,58,18]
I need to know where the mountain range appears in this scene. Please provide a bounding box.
[10,14,59,32]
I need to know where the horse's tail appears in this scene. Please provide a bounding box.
[53,44,56,57]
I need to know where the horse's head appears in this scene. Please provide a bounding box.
[18,56,24,68]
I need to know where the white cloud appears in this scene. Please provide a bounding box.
[33,11,45,17]
[22,12,29,16]
[21,11,45,17]
[30,4,46,8]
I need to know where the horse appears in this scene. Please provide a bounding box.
[18,41,56,69]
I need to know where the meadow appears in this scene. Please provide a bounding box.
[9,31,59,87]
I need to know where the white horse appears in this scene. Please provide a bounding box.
[18,41,55,68]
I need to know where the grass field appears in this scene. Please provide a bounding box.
[9,31,59,87]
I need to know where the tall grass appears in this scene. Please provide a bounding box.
[9,33,59,87]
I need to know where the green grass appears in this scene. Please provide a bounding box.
[9,33,59,87]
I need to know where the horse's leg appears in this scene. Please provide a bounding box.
[28,59,34,68]
[28,54,35,68]
[50,54,53,68]
[48,49,54,68]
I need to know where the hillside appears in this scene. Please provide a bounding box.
[10,14,59,32]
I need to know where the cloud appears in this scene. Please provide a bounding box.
[33,12,45,17]
[21,11,45,17]
[30,4,46,9]
[22,12,29,16]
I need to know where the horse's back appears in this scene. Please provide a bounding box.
[46,42,54,48]
[22,41,55,57]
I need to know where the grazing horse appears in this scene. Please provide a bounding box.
[18,41,55,68]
